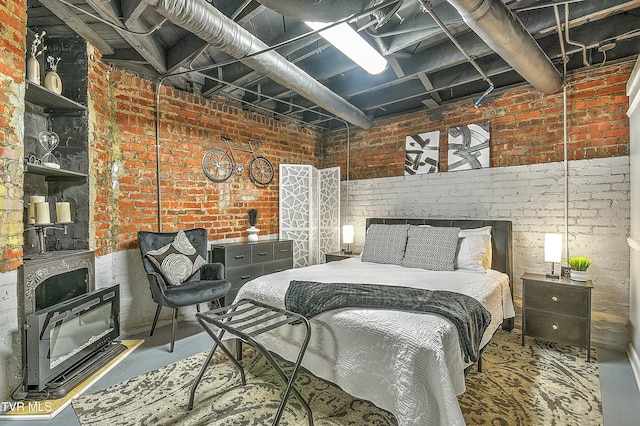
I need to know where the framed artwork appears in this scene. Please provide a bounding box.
[447,122,490,171]
[405,130,440,175]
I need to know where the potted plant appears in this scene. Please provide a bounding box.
[247,209,259,242]
[567,256,592,282]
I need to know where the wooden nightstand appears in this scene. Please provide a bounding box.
[521,273,593,361]
[325,252,360,262]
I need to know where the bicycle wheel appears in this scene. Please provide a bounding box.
[249,156,274,185]
[202,149,233,182]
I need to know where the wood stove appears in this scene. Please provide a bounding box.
[19,250,124,398]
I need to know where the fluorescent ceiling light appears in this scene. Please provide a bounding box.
[306,21,388,75]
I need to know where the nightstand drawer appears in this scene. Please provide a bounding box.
[524,282,589,317]
[251,243,274,263]
[223,245,252,268]
[524,308,588,347]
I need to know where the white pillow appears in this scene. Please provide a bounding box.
[459,226,492,269]
[456,234,490,272]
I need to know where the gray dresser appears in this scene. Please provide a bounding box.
[211,240,293,305]
[521,272,593,361]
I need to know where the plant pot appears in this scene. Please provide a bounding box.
[570,270,588,282]
[44,71,62,94]
[247,226,259,243]
[27,57,40,84]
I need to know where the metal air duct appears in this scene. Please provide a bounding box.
[142,0,373,129]
[446,0,562,94]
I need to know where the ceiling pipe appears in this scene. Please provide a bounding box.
[446,0,562,95]
[141,0,373,129]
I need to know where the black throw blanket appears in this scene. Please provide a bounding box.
[285,280,492,363]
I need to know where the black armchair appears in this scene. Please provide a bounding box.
[138,228,231,352]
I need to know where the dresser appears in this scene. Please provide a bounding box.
[521,273,593,361]
[211,240,293,305]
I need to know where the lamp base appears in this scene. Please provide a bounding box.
[545,273,559,279]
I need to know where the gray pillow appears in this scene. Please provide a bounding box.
[146,230,206,285]
[361,224,410,265]
[401,226,461,271]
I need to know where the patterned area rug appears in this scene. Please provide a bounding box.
[72,331,602,425]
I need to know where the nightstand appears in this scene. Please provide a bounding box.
[325,251,360,262]
[521,273,593,361]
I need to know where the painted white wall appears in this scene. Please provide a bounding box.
[0,270,19,401]
[626,56,640,391]
[343,157,630,349]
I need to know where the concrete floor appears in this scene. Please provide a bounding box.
[1,319,639,425]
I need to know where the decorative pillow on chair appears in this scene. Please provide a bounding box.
[145,230,207,286]
[361,224,410,265]
[401,226,460,271]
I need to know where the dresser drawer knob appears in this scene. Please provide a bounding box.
[551,296,558,302]
[241,275,251,280]
[234,255,245,259]
[279,249,288,253]
[258,252,268,256]
[552,323,559,330]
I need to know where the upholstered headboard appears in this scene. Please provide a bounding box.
[365,218,514,295]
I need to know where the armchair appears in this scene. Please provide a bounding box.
[138,228,231,352]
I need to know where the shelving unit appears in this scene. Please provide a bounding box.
[23,32,89,257]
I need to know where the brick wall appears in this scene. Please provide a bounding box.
[340,157,630,349]
[0,0,25,402]
[89,62,322,256]
[0,0,26,273]
[323,61,632,180]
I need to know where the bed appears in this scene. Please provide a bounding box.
[233,218,515,426]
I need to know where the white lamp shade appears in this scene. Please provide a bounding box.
[544,233,562,263]
[342,225,354,245]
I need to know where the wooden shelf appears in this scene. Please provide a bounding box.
[25,163,87,179]
[25,81,86,112]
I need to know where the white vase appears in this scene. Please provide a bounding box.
[247,226,259,242]
[44,71,62,94]
[27,57,40,84]
[570,270,588,282]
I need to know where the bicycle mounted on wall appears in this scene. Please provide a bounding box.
[202,136,274,185]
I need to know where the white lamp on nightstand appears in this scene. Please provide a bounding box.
[342,225,354,254]
[544,233,562,279]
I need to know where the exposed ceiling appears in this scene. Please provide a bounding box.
[26,0,640,130]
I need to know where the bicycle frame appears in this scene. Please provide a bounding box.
[220,137,261,164]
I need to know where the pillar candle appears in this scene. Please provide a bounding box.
[56,202,71,223]
[30,195,45,204]
[35,202,51,224]
[27,203,36,224]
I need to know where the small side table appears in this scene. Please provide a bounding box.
[521,273,593,361]
[325,251,360,262]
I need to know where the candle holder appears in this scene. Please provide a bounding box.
[24,224,68,254]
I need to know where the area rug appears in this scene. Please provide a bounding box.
[73,331,602,425]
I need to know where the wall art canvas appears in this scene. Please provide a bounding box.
[405,130,440,175]
[447,122,490,171]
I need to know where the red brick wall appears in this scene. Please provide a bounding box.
[323,61,632,180]
[89,61,322,256]
[0,0,26,272]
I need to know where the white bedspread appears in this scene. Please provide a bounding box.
[234,258,515,426]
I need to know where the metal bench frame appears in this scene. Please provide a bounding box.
[188,298,313,426]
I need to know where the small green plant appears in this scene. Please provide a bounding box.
[568,256,592,271]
